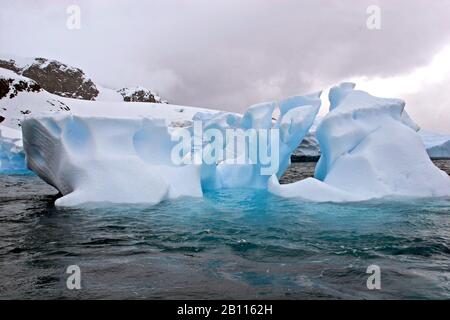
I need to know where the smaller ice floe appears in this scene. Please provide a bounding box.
[418,130,450,159]
[0,125,25,171]
[270,83,450,202]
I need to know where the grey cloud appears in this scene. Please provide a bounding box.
[1,0,450,131]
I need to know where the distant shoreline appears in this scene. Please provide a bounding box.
[284,158,450,184]
[290,156,450,163]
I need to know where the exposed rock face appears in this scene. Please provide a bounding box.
[0,79,9,99]
[0,67,73,129]
[117,87,167,103]
[0,57,99,100]
[0,60,21,73]
[1,56,169,104]
[0,72,42,99]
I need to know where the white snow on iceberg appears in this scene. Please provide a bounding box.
[193,93,320,190]
[270,83,450,201]
[293,105,420,159]
[22,115,203,206]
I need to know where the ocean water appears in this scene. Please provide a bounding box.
[1,171,450,299]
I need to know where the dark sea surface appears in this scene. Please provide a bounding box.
[0,161,450,299]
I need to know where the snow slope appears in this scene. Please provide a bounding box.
[0,55,99,100]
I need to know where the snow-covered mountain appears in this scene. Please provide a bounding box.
[0,55,167,103]
[0,56,98,100]
[269,83,450,202]
[117,86,167,104]
[0,55,194,133]
[0,67,207,131]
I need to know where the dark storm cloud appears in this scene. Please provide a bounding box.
[1,0,450,130]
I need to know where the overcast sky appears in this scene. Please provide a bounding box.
[1,0,450,132]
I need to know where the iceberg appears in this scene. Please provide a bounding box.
[195,93,320,190]
[270,83,450,201]
[419,130,450,158]
[22,92,320,205]
[20,82,449,206]
[0,125,25,171]
[22,115,203,206]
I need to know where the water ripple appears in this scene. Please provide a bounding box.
[0,173,449,299]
